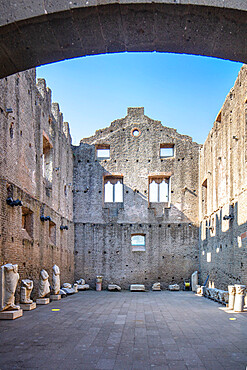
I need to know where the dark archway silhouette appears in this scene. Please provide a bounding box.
[0,1,247,78]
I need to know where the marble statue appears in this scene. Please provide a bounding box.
[38,269,50,298]
[52,265,60,295]
[20,279,33,304]
[0,263,20,311]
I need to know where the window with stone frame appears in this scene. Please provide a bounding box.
[160,143,174,158]
[22,207,33,238]
[104,175,123,203]
[49,220,56,245]
[42,132,53,183]
[148,176,170,203]
[96,144,110,160]
[131,234,146,252]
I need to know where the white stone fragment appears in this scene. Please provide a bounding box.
[20,279,33,304]
[108,284,121,291]
[168,284,180,291]
[78,284,90,291]
[0,264,20,311]
[191,271,198,292]
[52,265,60,295]
[152,282,161,291]
[38,269,50,298]
[130,284,145,291]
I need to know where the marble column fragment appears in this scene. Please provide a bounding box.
[234,285,246,312]
[228,285,236,310]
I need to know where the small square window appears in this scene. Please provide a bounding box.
[131,234,145,252]
[96,144,110,160]
[160,144,174,158]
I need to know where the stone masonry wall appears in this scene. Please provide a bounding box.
[199,65,247,290]
[73,107,200,289]
[0,70,74,300]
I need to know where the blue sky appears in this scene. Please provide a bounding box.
[37,52,242,146]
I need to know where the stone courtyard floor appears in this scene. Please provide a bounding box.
[0,291,247,370]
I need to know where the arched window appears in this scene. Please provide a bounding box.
[131,234,145,252]
[104,176,123,203]
[149,177,170,203]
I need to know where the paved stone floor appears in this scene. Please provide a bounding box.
[0,291,247,370]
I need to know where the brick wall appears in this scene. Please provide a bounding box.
[0,70,74,300]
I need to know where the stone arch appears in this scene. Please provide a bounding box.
[0,1,247,78]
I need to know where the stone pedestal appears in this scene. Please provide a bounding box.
[20,303,36,311]
[36,298,50,305]
[130,284,145,291]
[234,285,246,312]
[228,285,236,310]
[0,309,23,320]
[50,295,61,301]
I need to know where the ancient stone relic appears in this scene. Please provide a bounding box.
[62,283,76,294]
[130,284,145,291]
[52,265,60,295]
[108,284,121,291]
[191,271,198,292]
[38,269,50,298]
[234,284,246,312]
[20,279,33,304]
[0,264,20,311]
[168,284,180,291]
[228,285,236,310]
[152,282,161,291]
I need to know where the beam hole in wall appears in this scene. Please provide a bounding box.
[158,277,161,280]
[178,224,181,227]
[149,225,152,228]
[178,159,180,161]
[168,224,171,227]
[159,224,162,227]
[9,123,14,138]
[88,251,91,254]
[162,256,164,259]
[12,237,14,242]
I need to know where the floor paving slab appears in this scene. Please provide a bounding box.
[0,291,247,370]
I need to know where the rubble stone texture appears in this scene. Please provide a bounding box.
[74,107,200,289]
[0,70,74,300]
[1,64,247,293]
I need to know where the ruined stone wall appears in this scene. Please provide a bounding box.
[199,65,247,290]
[73,107,200,289]
[0,70,74,299]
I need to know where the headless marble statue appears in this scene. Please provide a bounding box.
[38,269,50,298]
[20,279,33,304]
[0,263,20,311]
[52,265,60,295]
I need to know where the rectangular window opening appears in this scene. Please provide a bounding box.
[49,220,56,245]
[160,144,174,158]
[202,179,208,215]
[131,234,145,252]
[22,207,33,238]
[43,132,53,183]
[104,175,123,203]
[149,176,170,203]
[96,144,110,160]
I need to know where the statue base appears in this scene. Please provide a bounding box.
[50,295,61,301]
[36,298,50,305]
[0,309,23,320]
[20,303,36,311]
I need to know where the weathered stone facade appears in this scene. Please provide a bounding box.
[0,70,74,299]
[199,65,247,290]
[1,64,247,295]
[73,107,200,289]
